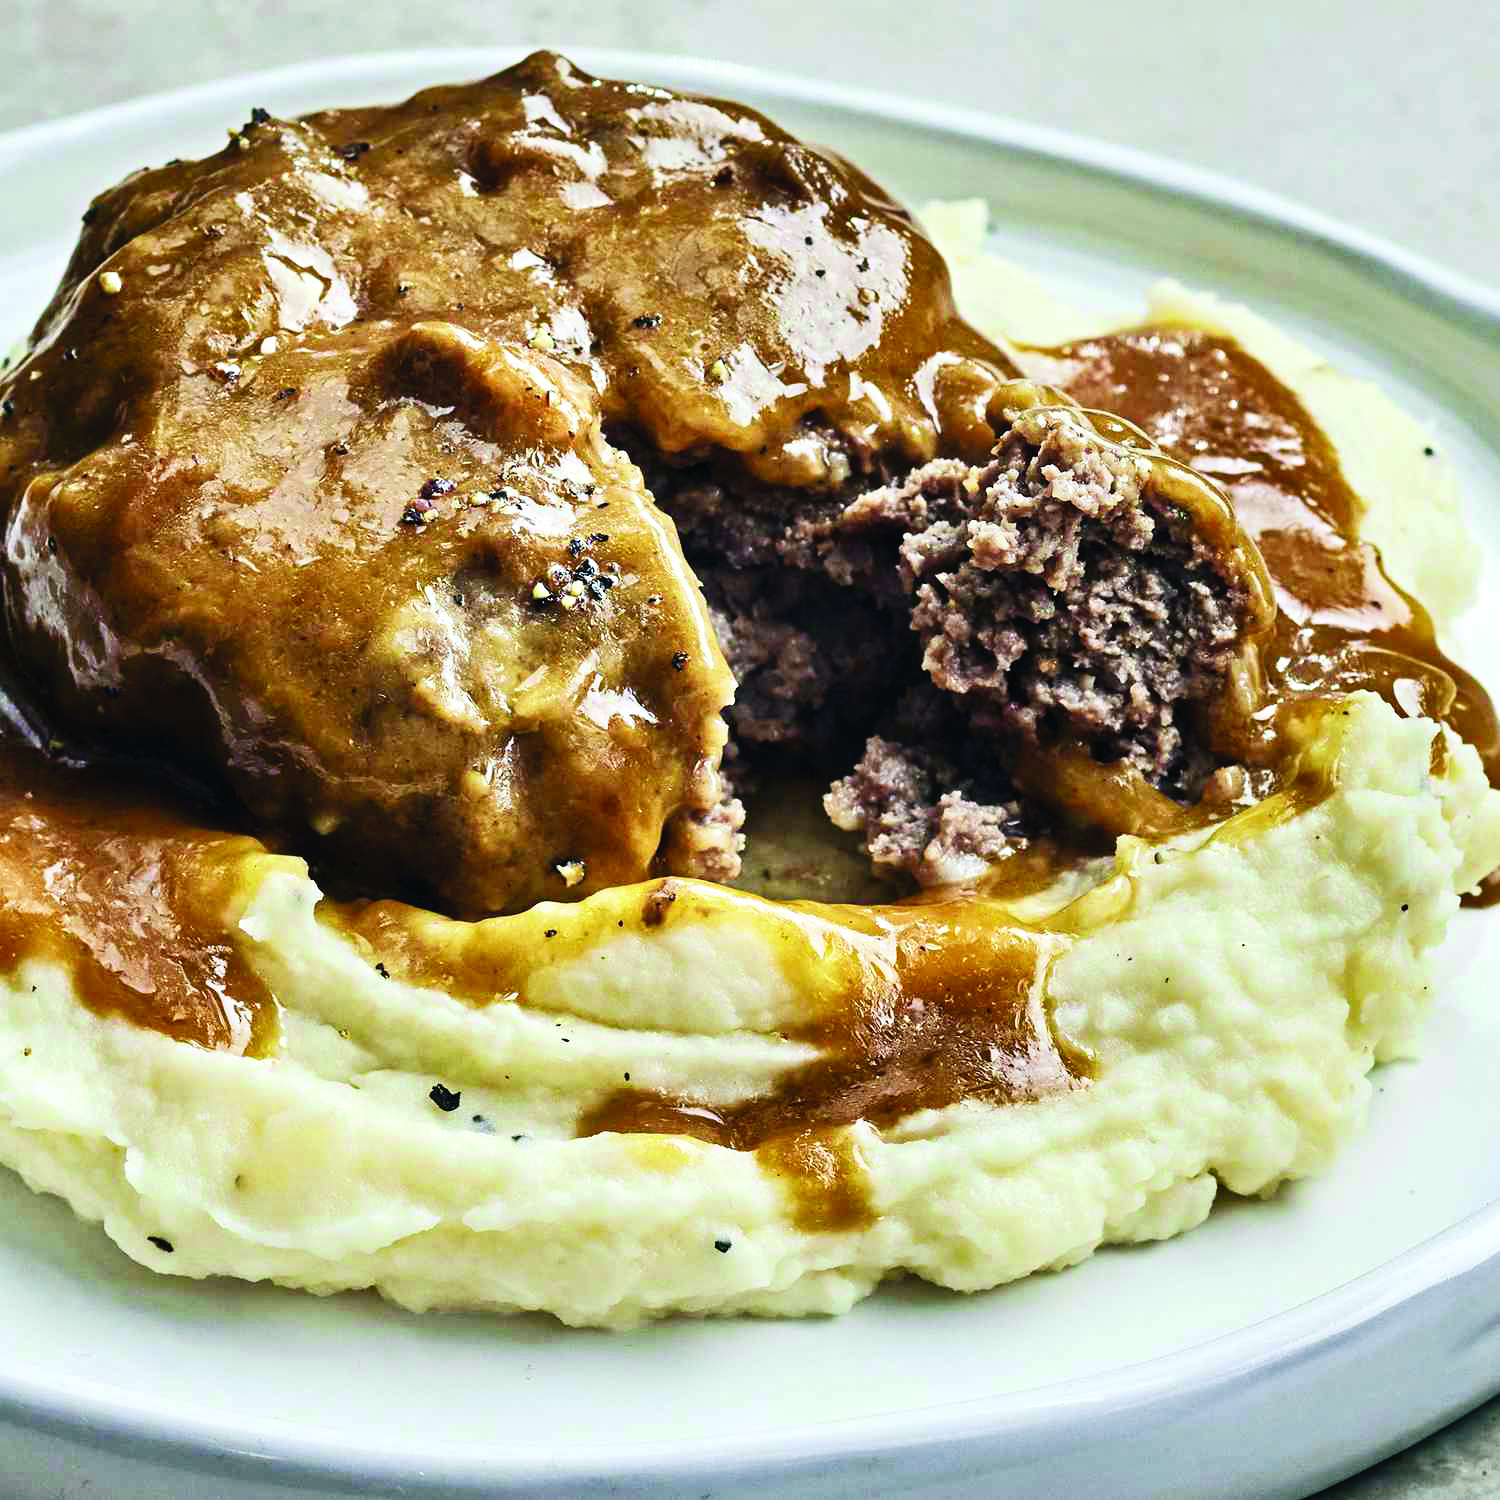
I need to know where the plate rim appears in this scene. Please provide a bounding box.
[1,44,1498,1493]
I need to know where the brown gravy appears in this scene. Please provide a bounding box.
[0,62,1495,1231]
[578,896,1080,1230]
[575,328,1500,1192]
[0,743,280,1053]
[0,324,1489,1222]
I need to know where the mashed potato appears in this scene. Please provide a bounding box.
[0,220,1496,1327]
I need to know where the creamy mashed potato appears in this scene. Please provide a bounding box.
[0,220,1497,1327]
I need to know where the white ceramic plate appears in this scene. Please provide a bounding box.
[2,49,1499,1500]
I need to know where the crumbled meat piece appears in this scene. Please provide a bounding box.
[825,737,1021,886]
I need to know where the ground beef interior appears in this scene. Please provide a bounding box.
[651,401,1252,888]
[848,405,1247,789]
[701,562,917,756]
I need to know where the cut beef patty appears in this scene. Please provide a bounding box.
[655,390,1275,886]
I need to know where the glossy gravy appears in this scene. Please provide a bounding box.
[0,328,1490,1219]
[0,742,280,1053]
[0,66,1493,1236]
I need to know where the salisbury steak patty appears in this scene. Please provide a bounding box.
[4,317,740,915]
[0,51,1021,912]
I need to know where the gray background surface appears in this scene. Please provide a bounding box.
[4,1,1499,1495]
[7,0,1498,288]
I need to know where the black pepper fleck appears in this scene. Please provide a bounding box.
[545,928,558,938]
[671,651,689,670]
[375,961,391,978]
[632,313,662,329]
[1424,446,1435,456]
[429,1083,462,1112]
[147,1235,174,1254]
[714,1239,732,1253]
[814,268,826,278]
[338,141,372,162]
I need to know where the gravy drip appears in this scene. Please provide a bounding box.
[0,742,279,1052]
[576,327,1500,1185]
[577,893,1080,1229]
[1027,327,1500,911]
